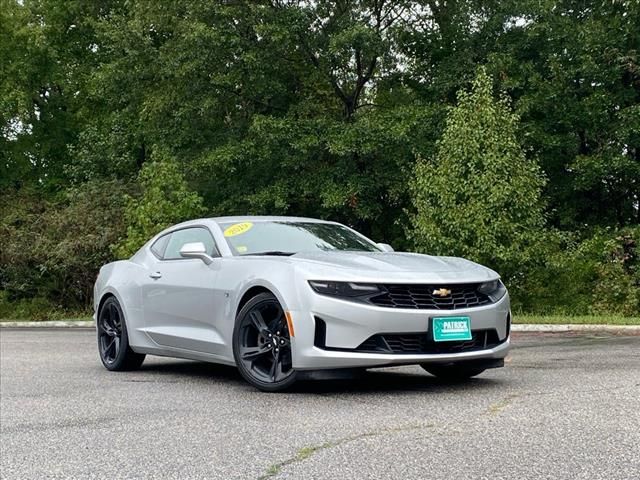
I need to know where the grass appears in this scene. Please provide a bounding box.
[0,294,91,322]
[1,313,639,325]
[514,314,640,325]
[0,305,91,322]
[1,295,638,325]
[0,315,92,322]
[2,313,638,325]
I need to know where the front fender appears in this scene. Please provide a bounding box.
[234,279,291,315]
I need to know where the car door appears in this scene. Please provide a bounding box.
[142,226,226,354]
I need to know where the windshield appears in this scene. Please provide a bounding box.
[218,221,381,256]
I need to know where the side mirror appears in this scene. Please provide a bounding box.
[179,242,214,265]
[377,243,394,252]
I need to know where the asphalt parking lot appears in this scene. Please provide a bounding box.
[1,329,639,480]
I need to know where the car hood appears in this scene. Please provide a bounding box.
[290,251,498,283]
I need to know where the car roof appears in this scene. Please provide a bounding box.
[134,216,345,261]
[150,216,339,237]
[211,216,337,225]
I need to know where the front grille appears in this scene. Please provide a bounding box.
[354,329,502,355]
[368,283,492,310]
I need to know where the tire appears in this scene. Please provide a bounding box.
[233,292,298,392]
[421,364,486,380]
[97,296,145,371]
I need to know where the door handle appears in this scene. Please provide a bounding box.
[149,272,162,279]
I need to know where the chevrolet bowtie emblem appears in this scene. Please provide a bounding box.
[432,288,451,297]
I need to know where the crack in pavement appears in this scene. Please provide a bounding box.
[486,394,519,415]
[1,415,121,435]
[257,382,640,478]
[508,382,639,399]
[257,423,435,479]
[483,382,640,416]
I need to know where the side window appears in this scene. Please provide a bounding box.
[150,234,170,259]
[163,227,219,260]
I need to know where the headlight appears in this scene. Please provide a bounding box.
[308,281,380,297]
[477,279,507,302]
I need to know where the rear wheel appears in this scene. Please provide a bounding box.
[421,364,486,380]
[97,297,145,371]
[233,293,297,392]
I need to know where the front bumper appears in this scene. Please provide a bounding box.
[289,291,511,370]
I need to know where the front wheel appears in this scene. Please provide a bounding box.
[97,297,145,371]
[421,364,486,380]
[233,292,297,392]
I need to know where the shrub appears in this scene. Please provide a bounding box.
[510,227,640,315]
[0,180,130,311]
[591,228,639,315]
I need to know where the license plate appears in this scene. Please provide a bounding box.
[432,316,472,342]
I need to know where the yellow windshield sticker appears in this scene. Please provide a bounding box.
[236,245,248,253]
[224,222,253,237]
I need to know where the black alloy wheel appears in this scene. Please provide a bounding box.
[233,293,297,391]
[97,297,145,371]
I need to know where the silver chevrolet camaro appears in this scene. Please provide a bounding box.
[94,216,511,391]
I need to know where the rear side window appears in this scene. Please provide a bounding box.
[162,227,219,260]
[150,234,170,259]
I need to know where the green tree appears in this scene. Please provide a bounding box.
[1,0,113,190]
[189,1,442,243]
[2,0,639,316]
[486,0,640,228]
[409,68,546,279]
[115,152,206,258]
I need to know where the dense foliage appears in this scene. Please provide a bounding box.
[409,68,546,281]
[1,0,638,317]
[115,152,206,259]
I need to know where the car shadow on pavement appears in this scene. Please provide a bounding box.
[290,370,505,395]
[134,360,244,382]
[130,360,504,395]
